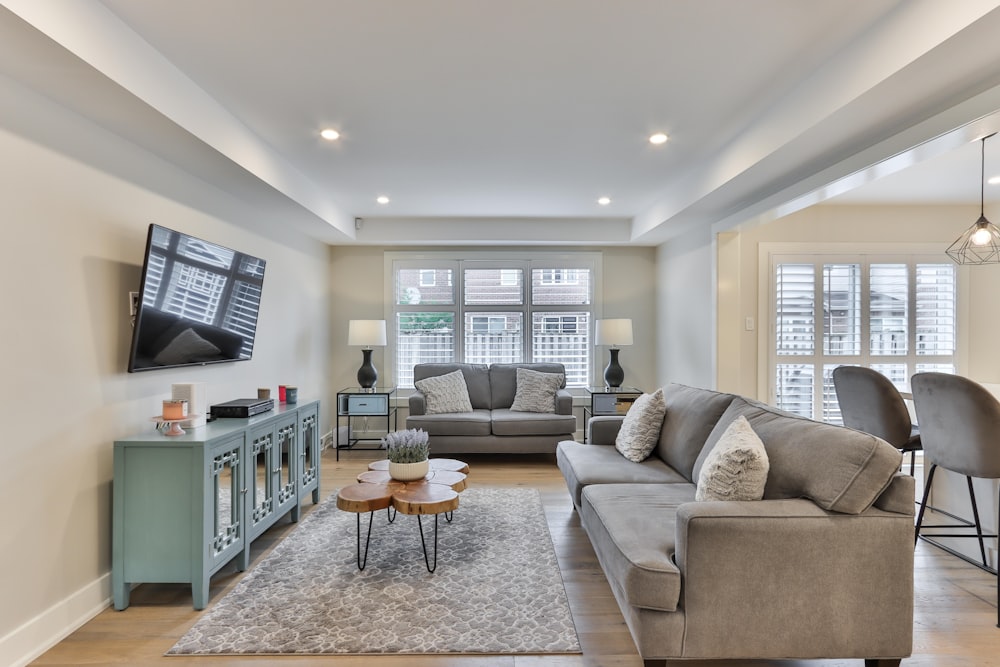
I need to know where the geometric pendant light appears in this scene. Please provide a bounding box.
[946,132,1000,265]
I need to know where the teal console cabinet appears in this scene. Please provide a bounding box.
[112,400,320,610]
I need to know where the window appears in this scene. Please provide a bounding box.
[538,268,580,285]
[419,269,436,287]
[390,254,599,387]
[769,252,957,422]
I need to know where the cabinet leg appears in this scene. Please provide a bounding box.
[113,580,130,610]
[312,487,320,504]
[192,578,208,610]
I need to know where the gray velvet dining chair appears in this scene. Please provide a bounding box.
[910,371,1000,628]
[832,365,921,475]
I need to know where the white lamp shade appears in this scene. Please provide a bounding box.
[348,319,387,347]
[595,318,633,347]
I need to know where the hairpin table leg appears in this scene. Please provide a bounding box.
[417,513,440,573]
[355,511,374,570]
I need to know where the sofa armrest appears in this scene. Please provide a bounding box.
[408,391,427,416]
[588,415,624,445]
[555,388,573,415]
[674,499,914,658]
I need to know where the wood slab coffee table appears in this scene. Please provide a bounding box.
[336,458,469,572]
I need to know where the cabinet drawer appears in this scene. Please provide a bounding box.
[342,395,388,415]
[592,393,639,415]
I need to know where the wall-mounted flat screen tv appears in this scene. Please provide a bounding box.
[127,224,266,372]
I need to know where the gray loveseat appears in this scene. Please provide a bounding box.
[406,362,577,454]
[556,383,914,667]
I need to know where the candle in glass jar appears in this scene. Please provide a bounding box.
[163,399,188,420]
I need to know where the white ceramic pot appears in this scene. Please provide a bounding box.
[388,459,429,481]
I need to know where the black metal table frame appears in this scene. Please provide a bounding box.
[353,505,455,573]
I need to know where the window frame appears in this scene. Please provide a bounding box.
[759,243,969,420]
[386,251,603,388]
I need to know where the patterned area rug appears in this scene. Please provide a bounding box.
[167,487,581,655]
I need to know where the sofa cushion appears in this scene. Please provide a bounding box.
[510,367,564,413]
[695,415,769,501]
[581,483,695,612]
[414,369,474,414]
[491,408,575,436]
[413,363,491,409]
[556,440,689,507]
[405,409,492,437]
[489,363,567,409]
[615,388,666,462]
[701,397,903,514]
[656,384,738,482]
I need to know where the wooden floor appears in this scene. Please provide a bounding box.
[31,450,999,666]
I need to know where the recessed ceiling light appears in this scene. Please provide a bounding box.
[649,132,668,145]
[989,175,1000,185]
[376,195,390,205]
[597,196,611,206]
[320,128,340,141]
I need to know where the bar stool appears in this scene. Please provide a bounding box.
[832,365,921,475]
[910,371,1000,627]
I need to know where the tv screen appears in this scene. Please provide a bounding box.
[127,224,266,372]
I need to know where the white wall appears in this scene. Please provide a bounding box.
[654,224,716,389]
[0,77,332,666]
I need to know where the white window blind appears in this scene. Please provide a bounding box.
[770,253,956,422]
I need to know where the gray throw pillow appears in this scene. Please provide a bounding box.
[414,369,474,414]
[153,328,221,366]
[695,415,769,501]
[614,388,666,462]
[510,368,564,413]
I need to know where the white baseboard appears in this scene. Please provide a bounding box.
[0,573,110,667]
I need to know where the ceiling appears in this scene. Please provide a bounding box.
[3,1,1000,245]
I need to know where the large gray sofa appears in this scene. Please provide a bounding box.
[406,362,576,454]
[556,383,914,666]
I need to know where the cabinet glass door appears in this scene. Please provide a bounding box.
[300,410,318,488]
[276,421,297,510]
[211,443,243,561]
[249,430,274,531]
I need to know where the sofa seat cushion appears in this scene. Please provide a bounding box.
[491,408,575,436]
[556,440,688,507]
[406,409,492,437]
[581,483,695,612]
[699,397,903,514]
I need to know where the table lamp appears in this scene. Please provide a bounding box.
[348,320,387,389]
[595,318,633,388]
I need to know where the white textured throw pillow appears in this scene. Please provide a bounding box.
[509,368,564,413]
[614,388,666,462]
[695,415,770,501]
[414,369,474,414]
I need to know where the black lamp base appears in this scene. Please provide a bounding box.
[604,348,624,388]
[357,348,378,388]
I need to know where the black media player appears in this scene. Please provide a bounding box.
[210,398,275,418]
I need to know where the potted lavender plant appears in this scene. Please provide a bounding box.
[382,428,430,481]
